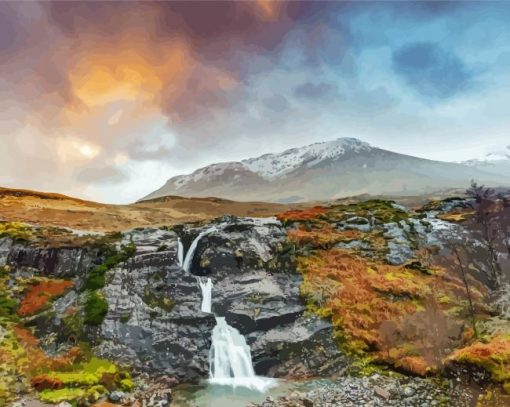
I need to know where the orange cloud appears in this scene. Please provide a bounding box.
[68,39,192,108]
[256,0,284,21]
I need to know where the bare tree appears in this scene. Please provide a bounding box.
[465,181,505,288]
[452,246,478,338]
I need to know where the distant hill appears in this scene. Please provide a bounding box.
[0,187,299,232]
[141,138,510,203]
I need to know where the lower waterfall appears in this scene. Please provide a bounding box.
[199,277,213,313]
[198,276,276,392]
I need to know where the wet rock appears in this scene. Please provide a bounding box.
[6,244,101,280]
[403,386,416,397]
[0,237,13,266]
[374,386,390,400]
[108,390,125,402]
[384,222,413,265]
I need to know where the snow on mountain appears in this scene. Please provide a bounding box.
[168,138,371,190]
[242,138,372,179]
[172,162,247,190]
[140,137,510,203]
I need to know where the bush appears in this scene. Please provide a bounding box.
[84,292,108,325]
[83,244,136,291]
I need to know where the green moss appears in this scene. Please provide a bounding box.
[503,382,510,395]
[0,222,33,242]
[143,286,175,312]
[62,312,84,338]
[0,292,17,321]
[84,292,108,325]
[157,244,169,252]
[321,200,410,227]
[37,358,125,403]
[83,243,136,291]
[119,377,134,391]
[39,388,85,404]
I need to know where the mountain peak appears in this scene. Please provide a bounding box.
[242,137,372,179]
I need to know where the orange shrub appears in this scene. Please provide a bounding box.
[18,279,74,316]
[31,374,64,391]
[277,206,327,222]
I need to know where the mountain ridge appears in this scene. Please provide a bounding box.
[141,138,510,203]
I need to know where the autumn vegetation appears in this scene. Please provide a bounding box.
[279,190,510,398]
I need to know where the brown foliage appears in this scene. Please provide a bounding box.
[18,279,74,316]
[31,375,64,391]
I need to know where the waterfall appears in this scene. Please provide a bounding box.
[208,316,276,391]
[177,237,184,268]
[209,317,255,378]
[181,224,275,392]
[199,277,213,313]
[182,226,217,273]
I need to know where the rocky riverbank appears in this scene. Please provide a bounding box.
[249,374,473,407]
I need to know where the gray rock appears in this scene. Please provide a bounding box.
[108,391,125,402]
[0,237,13,266]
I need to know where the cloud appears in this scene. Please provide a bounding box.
[262,94,290,112]
[392,42,473,99]
[74,165,127,184]
[294,82,338,99]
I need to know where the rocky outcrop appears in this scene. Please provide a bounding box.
[2,217,347,383]
[0,237,13,266]
[5,244,101,280]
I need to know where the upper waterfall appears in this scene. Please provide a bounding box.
[182,226,217,273]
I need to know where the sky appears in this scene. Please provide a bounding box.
[1,1,510,204]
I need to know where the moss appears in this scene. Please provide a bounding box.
[120,312,132,323]
[84,292,108,325]
[63,312,85,338]
[143,286,175,312]
[119,377,134,391]
[35,358,126,403]
[503,382,510,395]
[0,221,33,242]
[83,243,136,291]
[0,291,18,321]
[39,388,86,403]
[157,244,169,252]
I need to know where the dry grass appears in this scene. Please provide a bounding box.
[0,187,307,232]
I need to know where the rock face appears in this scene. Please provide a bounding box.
[5,243,101,281]
[100,218,347,380]
[3,217,347,382]
[99,228,216,381]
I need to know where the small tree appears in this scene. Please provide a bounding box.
[452,245,478,338]
[465,181,505,288]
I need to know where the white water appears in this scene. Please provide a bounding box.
[199,278,213,313]
[182,226,217,273]
[181,224,276,393]
[177,237,184,268]
[209,317,276,391]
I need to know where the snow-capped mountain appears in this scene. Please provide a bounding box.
[141,138,510,203]
[242,138,371,179]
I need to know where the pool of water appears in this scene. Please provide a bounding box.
[171,378,334,407]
